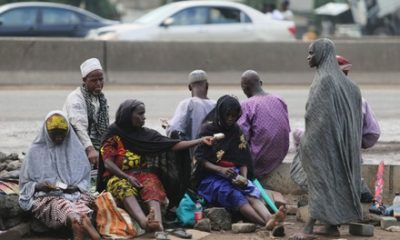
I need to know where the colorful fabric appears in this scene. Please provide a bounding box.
[197,168,260,210]
[193,95,258,210]
[106,172,167,204]
[238,94,290,177]
[101,135,166,204]
[361,98,380,148]
[99,99,190,207]
[19,110,91,211]
[46,114,68,130]
[95,192,144,239]
[194,95,253,171]
[101,136,147,178]
[31,193,94,229]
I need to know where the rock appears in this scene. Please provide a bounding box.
[0,152,7,162]
[7,153,19,160]
[286,204,298,215]
[348,222,374,236]
[266,190,287,208]
[30,218,51,233]
[0,195,23,218]
[0,170,20,179]
[0,163,6,172]
[386,226,400,232]
[204,207,231,231]
[297,195,308,207]
[6,161,21,171]
[231,223,256,233]
[0,222,30,239]
[380,216,400,229]
[296,205,310,223]
[194,218,211,232]
[4,216,23,229]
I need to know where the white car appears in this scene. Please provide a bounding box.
[88,0,296,41]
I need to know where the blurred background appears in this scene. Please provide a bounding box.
[0,0,399,40]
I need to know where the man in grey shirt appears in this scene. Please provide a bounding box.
[164,70,215,142]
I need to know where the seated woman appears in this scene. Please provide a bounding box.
[19,111,100,240]
[193,95,285,228]
[99,99,213,232]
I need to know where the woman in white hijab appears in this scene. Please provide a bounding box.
[19,110,100,240]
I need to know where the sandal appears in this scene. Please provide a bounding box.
[166,228,192,239]
[155,231,170,240]
[271,224,285,237]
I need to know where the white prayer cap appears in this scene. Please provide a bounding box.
[80,58,103,78]
[189,70,208,84]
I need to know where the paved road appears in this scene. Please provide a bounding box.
[0,85,399,157]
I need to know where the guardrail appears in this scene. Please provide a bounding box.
[0,38,399,85]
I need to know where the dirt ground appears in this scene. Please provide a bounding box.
[19,214,400,240]
[132,214,400,240]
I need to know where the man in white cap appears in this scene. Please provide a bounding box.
[63,58,109,165]
[162,70,215,146]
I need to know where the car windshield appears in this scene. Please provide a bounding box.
[134,4,177,24]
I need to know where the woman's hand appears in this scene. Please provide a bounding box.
[127,175,143,189]
[218,167,236,178]
[35,181,55,192]
[201,136,214,145]
[232,175,248,188]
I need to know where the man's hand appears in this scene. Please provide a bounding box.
[86,146,99,167]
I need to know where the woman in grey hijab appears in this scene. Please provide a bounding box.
[290,39,363,240]
[19,110,100,240]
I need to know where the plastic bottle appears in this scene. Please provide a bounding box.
[194,201,203,223]
[393,192,400,218]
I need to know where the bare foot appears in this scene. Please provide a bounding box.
[288,232,317,240]
[80,214,101,240]
[71,218,84,240]
[266,205,286,230]
[145,207,162,232]
[314,225,340,237]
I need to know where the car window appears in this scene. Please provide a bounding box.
[170,7,208,26]
[42,8,80,25]
[0,8,37,26]
[209,7,251,24]
[81,14,99,23]
[135,4,177,24]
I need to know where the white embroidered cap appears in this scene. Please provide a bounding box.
[80,58,103,78]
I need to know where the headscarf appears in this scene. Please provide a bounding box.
[299,38,362,224]
[194,95,254,179]
[103,99,180,154]
[19,111,91,211]
[98,100,189,207]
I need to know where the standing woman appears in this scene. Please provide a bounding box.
[193,95,285,228]
[19,111,100,240]
[99,99,213,232]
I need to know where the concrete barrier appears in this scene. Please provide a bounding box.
[0,38,104,85]
[0,38,400,85]
[260,160,400,204]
